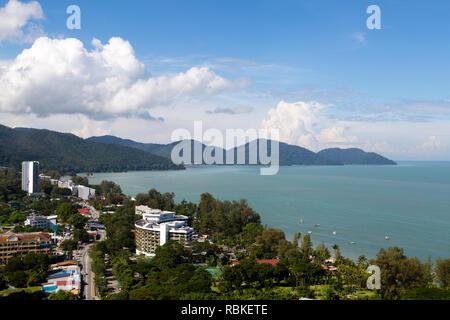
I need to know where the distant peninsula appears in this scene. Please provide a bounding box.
[89,135,397,167]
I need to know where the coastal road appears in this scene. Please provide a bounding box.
[81,242,94,300]
[81,230,105,300]
[79,203,106,300]
[79,205,105,301]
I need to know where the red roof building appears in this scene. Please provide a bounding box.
[77,208,90,215]
[231,259,280,267]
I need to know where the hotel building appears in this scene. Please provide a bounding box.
[0,231,52,265]
[135,206,194,257]
[22,161,40,195]
[25,214,58,230]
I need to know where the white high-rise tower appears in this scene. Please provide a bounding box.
[22,161,40,195]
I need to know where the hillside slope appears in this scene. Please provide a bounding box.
[0,125,184,174]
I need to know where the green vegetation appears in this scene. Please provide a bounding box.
[0,254,55,289]
[0,286,45,300]
[401,287,450,300]
[48,290,77,300]
[90,186,449,301]
[436,258,450,288]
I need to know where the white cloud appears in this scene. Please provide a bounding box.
[0,0,44,43]
[206,106,253,115]
[420,136,441,151]
[70,115,112,139]
[349,32,366,44]
[0,36,242,119]
[261,101,357,150]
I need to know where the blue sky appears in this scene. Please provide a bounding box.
[0,0,449,160]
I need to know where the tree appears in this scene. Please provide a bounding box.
[60,239,78,255]
[375,247,427,299]
[397,257,427,289]
[48,290,77,300]
[222,266,244,292]
[314,242,331,264]
[8,270,28,288]
[332,244,342,261]
[68,214,88,229]
[240,222,264,247]
[193,241,221,263]
[39,179,53,195]
[323,285,340,300]
[188,269,213,293]
[129,287,157,300]
[153,241,191,269]
[0,273,7,290]
[71,176,89,187]
[436,258,450,288]
[300,235,313,257]
[56,202,77,223]
[73,228,90,243]
[292,232,301,248]
[255,228,286,259]
[51,187,73,196]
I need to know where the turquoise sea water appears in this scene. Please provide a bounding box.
[84,162,450,261]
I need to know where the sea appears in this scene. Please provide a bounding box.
[82,162,450,261]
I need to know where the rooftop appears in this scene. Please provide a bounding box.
[0,231,51,242]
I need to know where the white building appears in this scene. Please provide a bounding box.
[77,185,96,200]
[22,161,39,195]
[25,214,58,230]
[57,180,79,195]
[135,206,194,257]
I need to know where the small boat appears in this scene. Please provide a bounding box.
[314,224,320,228]
[307,231,313,235]
[300,219,304,224]
[332,231,337,236]
[385,236,390,241]
[349,242,356,245]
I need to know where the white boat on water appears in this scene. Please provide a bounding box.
[307,231,312,235]
[385,236,390,240]
[332,231,337,236]
[314,224,320,228]
[300,219,304,224]
[349,242,356,245]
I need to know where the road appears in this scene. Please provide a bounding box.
[81,229,105,300]
[79,203,105,300]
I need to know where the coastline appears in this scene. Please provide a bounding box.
[80,162,450,262]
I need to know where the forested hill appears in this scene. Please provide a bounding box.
[318,148,397,165]
[89,135,397,166]
[0,124,184,175]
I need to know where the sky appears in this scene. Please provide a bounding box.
[0,0,449,160]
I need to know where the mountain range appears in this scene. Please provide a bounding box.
[0,123,396,175]
[88,135,397,166]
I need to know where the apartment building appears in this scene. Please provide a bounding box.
[0,231,52,265]
[25,214,58,230]
[135,206,194,257]
[22,161,39,195]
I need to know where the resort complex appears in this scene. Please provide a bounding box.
[135,205,194,257]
